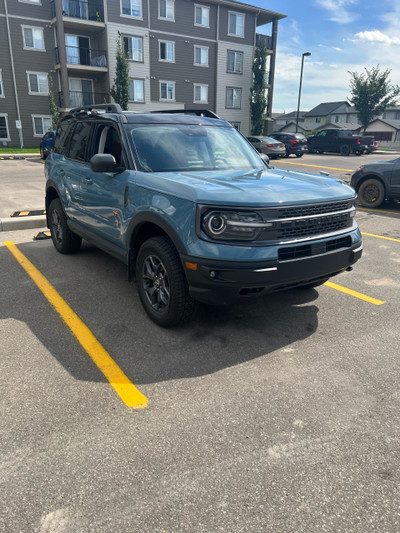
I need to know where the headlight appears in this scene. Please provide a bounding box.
[201,210,270,241]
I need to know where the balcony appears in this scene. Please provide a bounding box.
[51,0,105,30]
[256,34,273,51]
[55,46,108,71]
[58,91,110,108]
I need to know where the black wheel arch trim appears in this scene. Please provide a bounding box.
[127,212,187,255]
[45,181,65,226]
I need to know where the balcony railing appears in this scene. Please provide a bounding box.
[58,91,110,108]
[51,0,104,22]
[55,46,107,67]
[256,34,273,50]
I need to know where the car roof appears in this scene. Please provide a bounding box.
[61,105,232,128]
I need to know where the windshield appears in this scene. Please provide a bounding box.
[126,124,264,172]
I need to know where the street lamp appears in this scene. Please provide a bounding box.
[295,52,311,133]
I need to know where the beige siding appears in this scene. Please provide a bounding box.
[215,41,253,135]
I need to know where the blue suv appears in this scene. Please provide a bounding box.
[45,105,362,326]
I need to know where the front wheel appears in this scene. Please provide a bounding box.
[136,236,198,327]
[296,153,304,158]
[358,178,385,208]
[48,199,82,254]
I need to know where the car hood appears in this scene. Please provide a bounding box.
[135,167,355,206]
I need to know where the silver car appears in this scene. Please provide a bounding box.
[246,136,286,159]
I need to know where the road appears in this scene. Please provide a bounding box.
[1,154,400,532]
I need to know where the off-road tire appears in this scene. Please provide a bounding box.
[136,236,198,327]
[48,199,82,254]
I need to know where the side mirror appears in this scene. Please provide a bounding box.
[90,153,117,173]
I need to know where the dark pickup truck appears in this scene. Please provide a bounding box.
[307,129,376,156]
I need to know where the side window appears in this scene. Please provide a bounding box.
[93,124,124,167]
[54,121,73,156]
[68,121,92,162]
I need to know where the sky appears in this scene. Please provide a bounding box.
[245,0,400,114]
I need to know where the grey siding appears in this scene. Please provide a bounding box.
[149,0,218,39]
[106,0,149,27]
[218,5,255,46]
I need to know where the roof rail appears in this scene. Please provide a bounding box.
[69,103,123,115]
[150,109,220,119]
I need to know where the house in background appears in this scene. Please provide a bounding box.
[360,118,400,148]
[303,101,359,126]
[0,0,286,147]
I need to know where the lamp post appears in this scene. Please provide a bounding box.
[295,52,311,133]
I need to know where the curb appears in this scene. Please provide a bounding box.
[0,215,47,232]
[0,154,41,160]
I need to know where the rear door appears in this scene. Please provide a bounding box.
[390,159,400,198]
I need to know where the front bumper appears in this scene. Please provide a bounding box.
[182,240,363,306]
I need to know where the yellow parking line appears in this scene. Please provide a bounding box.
[362,232,400,243]
[4,241,148,409]
[276,161,353,172]
[358,207,400,216]
[325,281,385,305]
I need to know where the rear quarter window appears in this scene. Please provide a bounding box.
[54,121,73,156]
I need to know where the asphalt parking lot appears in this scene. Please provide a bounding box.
[1,154,400,532]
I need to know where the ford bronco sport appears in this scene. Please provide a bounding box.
[45,104,363,327]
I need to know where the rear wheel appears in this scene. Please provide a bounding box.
[40,147,46,159]
[358,178,385,208]
[355,150,364,156]
[296,153,303,158]
[136,236,198,327]
[48,199,82,254]
[340,144,350,156]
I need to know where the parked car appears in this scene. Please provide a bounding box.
[351,158,400,208]
[246,136,286,159]
[270,132,308,158]
[307,129,375,156]
[364,140,379,154]
[45,104,362,327]
[40,131,56,159]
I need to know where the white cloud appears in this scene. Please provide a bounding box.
[315,0,358,24]
[354,30,400,45]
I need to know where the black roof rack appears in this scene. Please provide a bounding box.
[150,109,220,119]
[69,103,123,115]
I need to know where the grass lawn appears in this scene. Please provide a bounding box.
[0,147,40,154]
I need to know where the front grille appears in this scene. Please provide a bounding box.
[278,236,352,261]
[276,216,349,239]
[273,200,353,219]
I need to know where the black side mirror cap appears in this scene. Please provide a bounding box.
[90,153,117,173]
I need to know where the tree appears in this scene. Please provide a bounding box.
[250,42,268,135]
[348,65,400,131]
[48,75,60,131]
[111,34,129,110]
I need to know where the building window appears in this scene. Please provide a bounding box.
[159,40,175,62]
[32,115,52,136]
[194,46,208,66]
[228,12,245,37]
[22,26,45,50]
[227,50,243,74]
[194,5,210,27]
[159,0,174,20]
[129,79,144,102]
[194,84,208,103]
[19,0,41,4]
[335,115,340,123]
[160,81,175,101]
[0,70,4,97]
[27,72,49,95]
[0,115,10,140]
[123,36,143,61]
[315,117,321,123]
[226,87,241,109]
[122,0,142,18]
[230,122,240,131]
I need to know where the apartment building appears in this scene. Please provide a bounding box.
[0,0,286,147]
